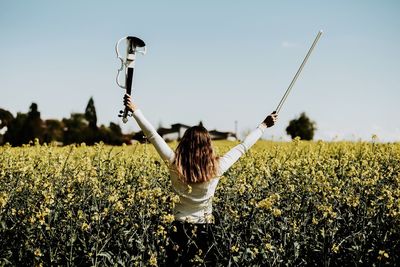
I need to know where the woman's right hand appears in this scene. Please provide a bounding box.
[123,94,138,112]
[262,111,278,128]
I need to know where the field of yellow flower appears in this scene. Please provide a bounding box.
[0,139,399,266]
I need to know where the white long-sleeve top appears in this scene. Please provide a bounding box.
[132,109,267,223]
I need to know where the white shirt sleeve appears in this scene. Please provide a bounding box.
[217,123,267,175]
[132,109,175,163]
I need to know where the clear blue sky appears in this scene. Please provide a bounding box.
[1,0,399,141]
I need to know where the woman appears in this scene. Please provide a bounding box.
[124,94,277,265]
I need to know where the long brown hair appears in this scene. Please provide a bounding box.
[173,125,218,183]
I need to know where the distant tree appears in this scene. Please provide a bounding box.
[85,97,97,130]
[286,112,316,140]
[3,103,44,145]
[108,122,124,144]
[22,103,45,143]
[0,108,14,145]
[62,113,89,144]
[63,97,124,145]
[0,108,14,130]
[2,98,131,146]
[96,124,120,145]
[4,113,28,146]
[43,119,64,144]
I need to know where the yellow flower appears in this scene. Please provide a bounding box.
[156,225,166,238]
[257,199,272,210]
[378,250,389,260]
[265,243,274,252]
[257,193,280,210]
[108,193,119,203]
[81,222,90,231]
[92,212,100,222]
[332,243,340,253]
[115,201,124,212]
[102,208,109,215]
[272,208,282,217]
[238,184,246,195]
[34,248,42,257]
[161,214,175,224]
[77,210,85,220]
[29,216,36,224]
[171,195,180,203]
[197,249,203,256]
[186,184,192,194]
[253,247,259,255]
[288,184,295,192]
[230,245,239,253]
[149,253,158,266]
[0,192,9,208]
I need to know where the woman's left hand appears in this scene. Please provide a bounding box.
[123,94,138,112]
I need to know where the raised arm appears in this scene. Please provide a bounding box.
[217,112,277,175]
[124,94,175,163]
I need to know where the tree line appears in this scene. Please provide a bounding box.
[0,98,131,146]
[0,98,317,146]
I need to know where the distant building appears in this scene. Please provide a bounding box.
[131,132,147,143]
[158,123,191,142]
[131,122,237,142]
[209,130,237,141]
